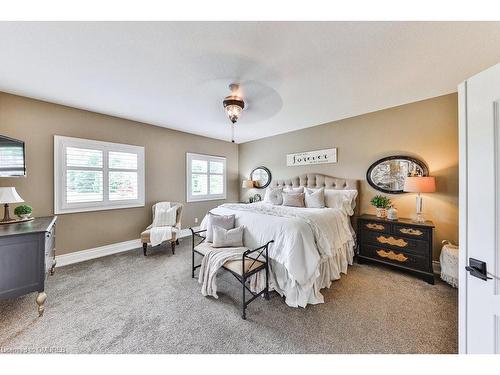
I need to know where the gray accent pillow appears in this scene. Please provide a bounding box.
[283,186,304,194]
[264,186,284,205]
[305,187,325,208]
[206,212,235,242]
[282,192,305,207]
[212,226,244,248]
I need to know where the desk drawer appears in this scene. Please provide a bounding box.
[393,224,430,240]
[360,244,428,271]
[360,230,428,255]
[361,221,390,232]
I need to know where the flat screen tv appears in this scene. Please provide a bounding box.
[0,135,26,177]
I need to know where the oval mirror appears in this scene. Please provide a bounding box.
[367,156,428,194]
[250,166,272,189]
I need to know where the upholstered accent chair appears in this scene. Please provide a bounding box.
[141,202,183,256]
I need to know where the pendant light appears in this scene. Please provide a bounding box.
[223,83,245,143]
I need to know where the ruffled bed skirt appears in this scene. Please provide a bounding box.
[250,241,355,308]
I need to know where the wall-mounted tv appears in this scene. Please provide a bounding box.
[0,135,26,177]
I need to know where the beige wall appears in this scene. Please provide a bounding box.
[0,91,458,260]
[239,94,458,259]
[0,92,238,255]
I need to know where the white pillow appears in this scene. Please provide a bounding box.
[152,206,177,227]
[212,226,244,248]
[305,187,325,208]
[264,186,284,205]
[324,189,358,215]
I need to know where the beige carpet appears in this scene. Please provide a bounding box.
[0,238,457,354]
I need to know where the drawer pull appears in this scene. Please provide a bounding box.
[377,235,408,248]
[376,249,408,262]
[366,223,384,230]
[399,228,423,236]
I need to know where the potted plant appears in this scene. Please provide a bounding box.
[370,195,391,219]
[14,204,33,220]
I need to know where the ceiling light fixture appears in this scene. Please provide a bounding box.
[223,83,245,143]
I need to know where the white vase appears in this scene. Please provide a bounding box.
[387,207,398,220]
[376,207,387,219]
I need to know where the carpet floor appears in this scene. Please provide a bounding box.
[0,238,458,354]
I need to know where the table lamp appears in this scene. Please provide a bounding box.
[0,187,24,222]
[241,180,254,189]
[403,176,435,223]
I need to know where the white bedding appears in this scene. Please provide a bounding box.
[200,202,355,307]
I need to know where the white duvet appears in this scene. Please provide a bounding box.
[200,202,355,307]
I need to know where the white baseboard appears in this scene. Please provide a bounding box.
[433,261,441,275]
[56,239,142,267]
[56,227,197,268]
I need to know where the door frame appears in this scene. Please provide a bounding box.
[458,81,468,354]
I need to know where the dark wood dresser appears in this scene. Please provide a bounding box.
[0,216,57,316]
[357,214,434,284]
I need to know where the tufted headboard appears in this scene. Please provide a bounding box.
[270,173,360,217]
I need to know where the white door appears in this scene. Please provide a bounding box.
[459,63,500,353]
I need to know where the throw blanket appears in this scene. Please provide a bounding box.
[220,202,354,258]
[150,202,174,246]
[198,246,247,298]
[150,227,173,247]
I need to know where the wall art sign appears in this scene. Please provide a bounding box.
[286,148,337,167]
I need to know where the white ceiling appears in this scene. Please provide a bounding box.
[1,22,500,143]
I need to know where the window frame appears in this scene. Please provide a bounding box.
[186,152,227,202]
[54,135,145,214]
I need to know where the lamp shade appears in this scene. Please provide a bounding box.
[242,180,254,189]
[403,176,436,193]
[0,187,24,203]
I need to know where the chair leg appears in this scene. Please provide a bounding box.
[176,239,180,245]
[142,243,148,256]
[171,240,176,255]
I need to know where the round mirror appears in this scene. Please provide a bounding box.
[250,166,272,189]
[367,156,428,194]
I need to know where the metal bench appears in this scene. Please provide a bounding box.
[190,228,273,319]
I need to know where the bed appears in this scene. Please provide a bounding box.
[200,173,359,308]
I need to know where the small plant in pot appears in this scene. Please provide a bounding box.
[370,195,391,219]
[14,204,33,220]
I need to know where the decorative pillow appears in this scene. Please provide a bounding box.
[324,189,358,215]
[283,186,304,194]
[212,226,244,248]
[282,192,305,207]
[152,206,177,227]
[264,186,284,205]
[206,212,235,242]
[305,187,325,208]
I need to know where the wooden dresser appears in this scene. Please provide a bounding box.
[0,216,57,316]
[357,214,434,284]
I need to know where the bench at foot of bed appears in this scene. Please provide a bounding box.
[190,228,273,320]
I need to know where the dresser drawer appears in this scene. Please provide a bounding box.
[360,244,428,272]
[393,224,430,240]
[359,230,429,255]
[361,220,390,232]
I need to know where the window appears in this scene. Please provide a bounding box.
[186,153,226,202]
[54,136,145,214]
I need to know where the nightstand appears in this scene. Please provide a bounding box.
[357,214,435,284]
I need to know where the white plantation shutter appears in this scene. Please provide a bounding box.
[186,153,226,202]
[65,147,104,203]
[54,136,144,214]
